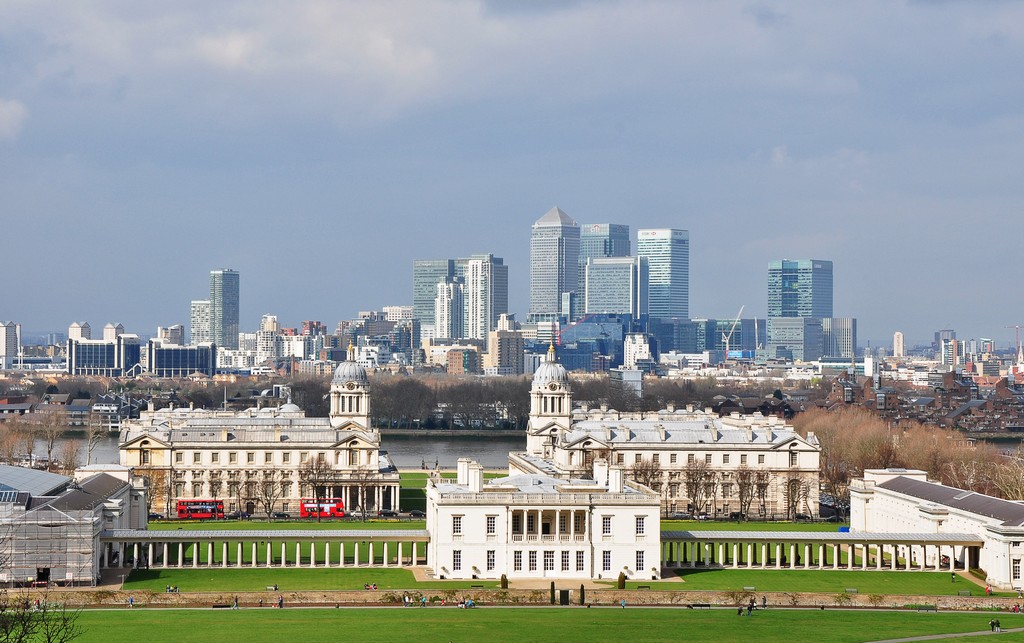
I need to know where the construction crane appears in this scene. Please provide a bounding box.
[722,305,744,366]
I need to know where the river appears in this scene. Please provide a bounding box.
[50,432,527,471]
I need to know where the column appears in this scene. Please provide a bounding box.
[759,543,767,569]
[325,542,331,567]
[950,546,957,573]
[117,543,124,568]
[383,542,389,568]
[803,544,811,570]
[890,544,897,570]
[775,544,782,570]
[133,543,139,568]
[732,543,739,569]
[237,542,243,568]
[147,543,154,569]
[369,541,375,566]
[747,543,754,568]
[818,544,825,569]
[163,543,169,569]
[717,543,725,567]
[220,542,226,568]
[340,542,347,568]
[281,542,287,567]
[266,541,272,567]
[876,544,883,570]
[397,542,404,568]
[178,542,184,568]
[310,542,316,567]
[862,543,868,570]
[905,545,911,571]
[295,542,301,567]
[703,543,710,567]
[555,511,561,540]
[570,511,576,541]
[252,542,258,568]
[789,544,796,569]
[192,542,199,568]
[847,544,855,570]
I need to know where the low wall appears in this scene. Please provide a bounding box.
[24,588,1024,611]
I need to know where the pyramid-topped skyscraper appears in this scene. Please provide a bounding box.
[528,207,579,322]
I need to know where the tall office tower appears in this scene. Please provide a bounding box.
[529,207,579,322]
[210,269,240,350]
[821,317,858,359]
[157,325,185,345]
[767,259,834,319]
[933,329,956,353]
[190,300,211,344]
[636,229,689,319]
[893,331,905,358]
[583,256,649,317]
[578,223,630,298]
[0,321,19,369]
[412,259,455,329]
[434,278,465,339]
[68,322,91,340]
[464,254,509,342]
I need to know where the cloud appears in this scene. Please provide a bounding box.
[0,99,27,141]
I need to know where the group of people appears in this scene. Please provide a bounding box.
[457,599,476,608]
[989,618,1002,633]
[364,583,378,590]
[402,594,429,607]
[737,596,768,616]
[164,585,180,593]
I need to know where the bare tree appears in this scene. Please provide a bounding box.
[629,458,663,491]
[735,466,756,518]
[56,440,82,476]
[683,459,712,515]
[254,470,286,518]
[350,466,381,521]
[992,451,1024,499]
[754,471,773,517]
[298,456,336,523]
[784,477,811,519]
[0,593,83,643]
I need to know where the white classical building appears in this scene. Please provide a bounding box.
[426,458,660,581]
[851,468,1024,589]
[512,346,821,518]
[120,347,400,517]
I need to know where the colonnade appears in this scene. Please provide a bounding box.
[659,537,979,572]
[100,532,428,570]
[509,509,587,542]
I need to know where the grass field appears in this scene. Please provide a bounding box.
[606,569,988,596]
[122,567,499,591]
[149,520,427,531]
[72,607,1008,643]
[664,520,849,532]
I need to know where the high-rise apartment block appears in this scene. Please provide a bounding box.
[463,254,509,343]
[583,256,649,317]
[893,331,905,358]
[190,300,211,344]
[767,259,833,319]
[0,321,20,369]
[434,278,465,339]
[210,269,240,350]
[529,207,579,322]
[636,228,689,319]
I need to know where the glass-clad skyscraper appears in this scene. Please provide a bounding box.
[583,256,648,317]
[529,207,579,322]
[412,259,455,327]
[210,269,240,350]
[767,259,833,319]
[636,228,689,319]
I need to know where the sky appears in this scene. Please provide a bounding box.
[2,1,1024,348]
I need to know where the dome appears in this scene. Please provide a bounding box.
[533,360,568,386]
[279,402,302,413]
[332,359,368,385]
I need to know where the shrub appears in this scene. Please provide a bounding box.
[500,574,508,590]
[579,585,586,606]
[550,581,555,605]
[832,592,853,607]
[868,594,885,607]
[617,572,626,590]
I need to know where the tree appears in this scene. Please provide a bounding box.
[735,466,757,518]
[33,407,67,471]
[254,470,286,519]
[683,459,712,515]
[754,471,772,517]
[298,456,336,523]
[0,593,83,643]
[629,458,663,491]
[55,440,82,476]
[350,466,382,521]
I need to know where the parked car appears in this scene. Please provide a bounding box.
[695,513,711,521]
[408,509,426,518]
[226,511,250,519]
[728,512,746,520]
[148,513,164,520]
[794,513,812,521]
[272,512,290,519]
[377,509,398,518]
[666,512,691,520]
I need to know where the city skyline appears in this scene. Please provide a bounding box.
[4,3,1024,346]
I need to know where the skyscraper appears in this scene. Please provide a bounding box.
[529,207,579,322]
[893,331,905,358]
[463,254,509,342]
[767,259,833,319]
[434,277,465,339]
[412,259,455,329]
[578,223,630,317]
[0,321,19,369]
[190,300,211,345]
[210,269,240,350]
[583,256,648,317]
[636,228,689,319]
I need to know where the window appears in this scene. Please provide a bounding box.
[561,551,570,571]
[453,550,462,571]
[486,515,496,535]
[528,551,537,571]
[487,550,495,571]
[192,482,202,497]
[175,452,183,464]
[317,452,326,463]
[636,550,645,571]
[229,452,238,464]
[512,513,522,533]
[635,516,645,535]
[722,484,732,497]
[740,454,747,465]
[264,452,273,464]
[652,453,660,464]
[452,515,462,535]
[543,551,554,571]
[602,516,612,535]
[513,551,522,571]
[687,453,695,464]
[670,453,677,464]
[602,551,611,572]
[670,483,679,497]
[576,551,585,571]
[789,451,798,467]
[211,452,220,463]
[247,452,255,464]
[758,454,765,465]
[527,514,536,533]
[723,454,730,464]
[634,454,642,464]
[558,513,567,533]
[574,513,584,533]
[1014,559,1021,581]
[282,502,289,512]
[704,454,712,464]
[616,453,625,465]
[282,452,290,464]
[192,452,201,464]
[174,482,184,496]
[300,452,309,463]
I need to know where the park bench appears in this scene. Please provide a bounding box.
[688,603,711,609]
[957,590,971,597]
[844,588,858,594]
[212,604,231,609]
[916,605,938,613]
[636,585,651,590]
[743,587,756,592]
[470,585,484,589]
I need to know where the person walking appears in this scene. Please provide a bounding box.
[747,598,755,616]
[951,571,956,583]
[127,596,134,609]
[232,596,239,610]
[277,595,284,609]
[761,595,767,610]
[989,619,996,632]
[996,619,1002,633]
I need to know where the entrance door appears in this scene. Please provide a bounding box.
[36,568,50,582]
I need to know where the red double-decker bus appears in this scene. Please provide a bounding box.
[177,499,225,520]
[299,498,345,518]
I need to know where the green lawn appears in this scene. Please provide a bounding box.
[122,567,498,592]
[149,519,426,531]
[72,607,1006,643]
[605,569,989,596]
[665,520,849,532]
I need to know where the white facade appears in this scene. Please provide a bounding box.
[851,469,1024,589]
[0,321,19,369]
[190,300,211,345]
[427,458,661,581]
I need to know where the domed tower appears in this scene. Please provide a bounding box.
[329,343,371,429]
[526,343,573,456]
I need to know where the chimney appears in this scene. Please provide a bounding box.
[608,467,623,493]
[456,458,472,486]
[592,458,609,486]
[468,463,484,493]
[666,402,675,413]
